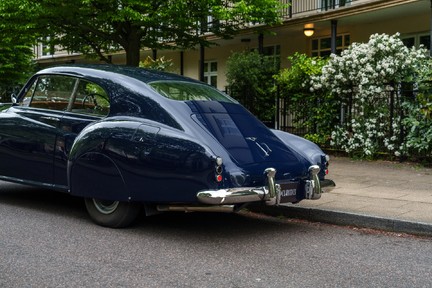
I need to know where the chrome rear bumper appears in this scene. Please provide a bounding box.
[197,165,335,206]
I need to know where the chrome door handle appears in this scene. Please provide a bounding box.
[40,116,60,121]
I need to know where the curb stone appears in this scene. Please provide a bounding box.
[249,205,432,237]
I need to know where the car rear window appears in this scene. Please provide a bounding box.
[149,81,236,103]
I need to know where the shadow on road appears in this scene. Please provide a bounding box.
[133,210,304,240]
[0,180,306,238]
[0,181,87,218]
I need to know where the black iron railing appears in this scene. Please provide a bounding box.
[274,82,422,154]
[280,0,360,19]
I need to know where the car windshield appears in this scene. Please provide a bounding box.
[149,81,236,103]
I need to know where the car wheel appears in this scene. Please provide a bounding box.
[84,198,142,228]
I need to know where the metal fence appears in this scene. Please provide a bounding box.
[276,92,316,136]
[275,82,419,148]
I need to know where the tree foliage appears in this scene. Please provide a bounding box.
[0,1,35,102]
[226,51,278,123]
[139,56,173,71]
[0,0,283,67]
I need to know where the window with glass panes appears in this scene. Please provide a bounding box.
[263,45,281,69]
[402,33,430,51]
[250,45,281,69]
[41,37,54,57]
[311,34,350,57]
[204,61,218,88]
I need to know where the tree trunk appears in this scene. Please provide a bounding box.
[125,33,141,67]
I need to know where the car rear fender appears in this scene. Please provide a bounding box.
[69,152,130,201]
[67,118,142,200]
[271,129,328,178]
[122,124,221,202]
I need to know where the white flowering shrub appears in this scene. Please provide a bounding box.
[312,33,428,158]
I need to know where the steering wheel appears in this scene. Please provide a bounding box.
[82,93,95,108]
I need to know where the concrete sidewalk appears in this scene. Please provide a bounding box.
[255,156,432,236]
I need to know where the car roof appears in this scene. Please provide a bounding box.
[37,64,200,85]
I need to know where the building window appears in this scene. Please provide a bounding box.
[204,61,218,88]
[40,37,55,57]
[263,45,281,69]
[251,45,281,69]
[402,33,430,51]
[39,37,55,57]
[311,34,350,57]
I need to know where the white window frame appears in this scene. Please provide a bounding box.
[204,61,218,88]
[40,37,54,57]
[401,32,430,51]
[311,34,350,57]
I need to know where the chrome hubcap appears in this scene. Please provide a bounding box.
[92,199,119,215]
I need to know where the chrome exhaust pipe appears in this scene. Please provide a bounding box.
[157,204,236,213]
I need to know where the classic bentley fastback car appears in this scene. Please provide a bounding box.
[0,65,334,227]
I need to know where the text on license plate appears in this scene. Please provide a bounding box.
[278,182,299,203]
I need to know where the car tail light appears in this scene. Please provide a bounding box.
[325,154,330,175]
[215,157,223,182]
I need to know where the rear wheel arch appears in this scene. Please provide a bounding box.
[69,152,142,228]
[69,152,129,200]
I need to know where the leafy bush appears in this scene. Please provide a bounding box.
[402,79,432,159]
[274,53,337,145]
[225,51,278,123]
[139,56,173,71]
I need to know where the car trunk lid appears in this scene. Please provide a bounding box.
[188,101,310,181]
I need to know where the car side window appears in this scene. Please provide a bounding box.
[70,80,110,117]
[20,81,37,107]
[29,76,77,111]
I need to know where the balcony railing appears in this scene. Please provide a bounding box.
[280,0,362,18]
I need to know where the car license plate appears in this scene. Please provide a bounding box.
[278,182,299,203]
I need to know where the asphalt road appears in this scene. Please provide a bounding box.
[1,181,431,288]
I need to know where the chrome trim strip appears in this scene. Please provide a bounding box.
[0,175,68,192]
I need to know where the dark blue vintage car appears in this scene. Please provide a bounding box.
[0,65,334,227]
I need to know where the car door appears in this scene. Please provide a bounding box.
[53,79,110,188]
[0,75,76,186]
